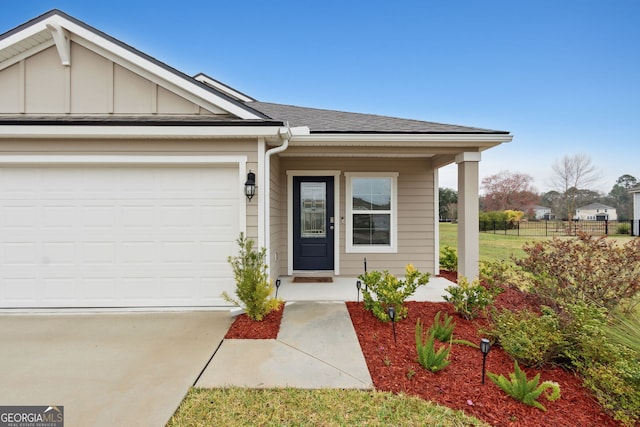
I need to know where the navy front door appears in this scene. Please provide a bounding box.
[293,176,334,270]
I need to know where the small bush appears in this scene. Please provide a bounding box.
[487,307,563,368]
[360,264,430,322]
[444,276,499,320]
[431,311,456,342]
[617,222,631,235]
[583,360,640,426]
[222,233,281,321]
[439,246,458,272]
[516,233,640,311]
[504,210,524,222]
[479,211,518,231]
[558,302,614,369]
[415,319,451,373]
[479,260,522,289]
[488,361,561,412]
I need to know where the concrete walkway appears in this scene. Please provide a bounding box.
[196,302,373,389]
[196,275,454,390]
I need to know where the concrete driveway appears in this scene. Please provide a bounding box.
[0,311,231,426]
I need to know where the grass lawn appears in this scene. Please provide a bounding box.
[168,388,489,426]
[440,222,530,263]
[439,222,635,263]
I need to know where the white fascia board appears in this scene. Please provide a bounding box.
[0,154,247,165]
[290,133,513,147]
[3,14,262,120]
[194,74,254,103]
[0,125,285,139]
[0,22,49,50]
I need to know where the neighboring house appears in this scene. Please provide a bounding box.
[631,186,640,236]
[575,203,618,221]
[0,10,512,310]
[531,205,553,220]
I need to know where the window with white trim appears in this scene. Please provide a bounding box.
[345,172,398,253]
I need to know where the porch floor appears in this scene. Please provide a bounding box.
[274,275,455,302]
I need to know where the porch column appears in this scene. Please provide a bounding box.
[456,152,481,280]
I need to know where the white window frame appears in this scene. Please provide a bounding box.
[345,172,398,253]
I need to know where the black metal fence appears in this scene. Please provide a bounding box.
[478,220,640,237]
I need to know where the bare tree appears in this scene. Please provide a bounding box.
[549,153,599,220]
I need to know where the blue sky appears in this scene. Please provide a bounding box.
[2,1,638,194]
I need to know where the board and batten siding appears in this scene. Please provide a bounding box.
[0,43,221,115]
[276,156,435,277]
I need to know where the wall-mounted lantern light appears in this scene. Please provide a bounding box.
[244,171,256,201]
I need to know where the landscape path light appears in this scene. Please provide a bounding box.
[275,278,281,299]
[480,338,491,385]
[388,306,397,343]
[356,280,362,303]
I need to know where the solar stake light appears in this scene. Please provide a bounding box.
[275,278,281,299]
[388,306,397,343]
[480,338,491,385]
[356,280,362,303]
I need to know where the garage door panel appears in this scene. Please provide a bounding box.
[41,278,76,301]
[2,205,37,227]
[0,165,240,308]
[2,242,38,265]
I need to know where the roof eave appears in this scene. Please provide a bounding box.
[290,133,513,147]
[0,123,288,140]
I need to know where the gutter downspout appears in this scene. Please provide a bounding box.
[263,126,291,280]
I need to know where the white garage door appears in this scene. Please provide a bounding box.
[0,165,240,308]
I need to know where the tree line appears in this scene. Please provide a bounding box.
[439,153,638,221]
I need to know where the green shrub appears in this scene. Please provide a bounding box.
[439,246,458,272]
[430,311,455,342]
[479,211,518,231]
[415,319,451,373]
[583,360,640,426]
[516,233,640,311]
[222,233,281,321]
[617,222,631,235]
[360,264,430,322]
[487,361,561,412]
[444,276,499,320]
[488,307,563,368]
[479,259,524,290]
[558,302,614,369]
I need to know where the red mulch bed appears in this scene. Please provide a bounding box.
[346,273,621,427]
[224,304,284,339]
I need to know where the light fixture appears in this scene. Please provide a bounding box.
[388,306,397,343]
[244,171,256,201]
[356,280,362,303]
[480,338,491,384]
[275,278,281,299]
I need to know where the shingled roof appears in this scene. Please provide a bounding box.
[246,101,509,134]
